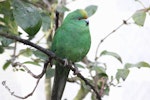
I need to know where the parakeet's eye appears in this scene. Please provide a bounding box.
[85,20,89,26]
[77,18,89,26]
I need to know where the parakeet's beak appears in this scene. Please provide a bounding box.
[85,19,89,26]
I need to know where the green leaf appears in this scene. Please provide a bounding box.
[19,68,25,72]
[136,61,150,68]
[110,75,114,82]
[20,48,33,57]
[3,61,11,70]
[97,73,108,78]
[74,80,90,100]
[3,10,18,34]
[56,5,70,13]
[116,69,129,82]
[85,5,98,17]
[104,85,110,96]
[125,61,150,69]
[33,50,48,60]
[0,0,10,15]
[0,25,8,33]
[100,50,122,63]
[124,63,133,69]
[46,67,55,78]
[1,37,14,47]
[0,1,18,34]
[91,92,97,100]
[12,0,42,37]
[91,66,105,73]
[132,10,146,26]
[41,12,51,32]
[0,45,4,54]
[75,63,85,69]
[23,61,40,66]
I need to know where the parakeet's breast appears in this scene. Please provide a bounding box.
[51,20,91,62]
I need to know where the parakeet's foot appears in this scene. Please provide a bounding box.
[49,57,53,67]
[73,63,80,75]
[63,58,69,66]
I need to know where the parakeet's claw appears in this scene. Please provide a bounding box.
[63,58,69,66]
[73,64,80,75]
[49,57,53,67]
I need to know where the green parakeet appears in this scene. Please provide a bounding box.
[51,9,91,100]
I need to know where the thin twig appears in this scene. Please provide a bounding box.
[99,77,107,96]
[13,41,17,57]
[36,34,46,44]
[11,41,17,63]
[137,0,146,8]
[13,78,40,99]
[14,60,49,79]
[95,16,132,61]
[5,59,50,99]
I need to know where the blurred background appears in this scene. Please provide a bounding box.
[0,0,150,100]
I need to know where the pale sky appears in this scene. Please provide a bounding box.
[1,0,150,100]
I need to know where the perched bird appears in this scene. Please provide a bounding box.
[51,9,91,100]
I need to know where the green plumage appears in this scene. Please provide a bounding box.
[51,9,91,100]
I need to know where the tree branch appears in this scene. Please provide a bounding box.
[0,33,102,100]
[69,65,101,100]
[0,33,55,58]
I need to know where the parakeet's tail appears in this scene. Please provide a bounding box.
[51,63,70,100]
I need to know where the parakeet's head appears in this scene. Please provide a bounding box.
[64,9,88,21]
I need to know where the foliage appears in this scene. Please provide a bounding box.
[12,0,42,37]
[132,9,146,26]
[0,0,150,100]
[132,0,150,26]
[85,5,97,17]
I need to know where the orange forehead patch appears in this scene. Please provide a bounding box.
[79,10,88,19]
